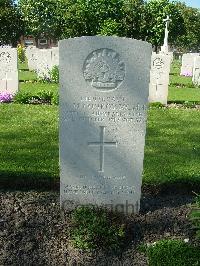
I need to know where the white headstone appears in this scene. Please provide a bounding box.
[52,47,59,67]
[180,53,199,76]
[26,46,38,71]
[60,36,152,214]
[192,56,200,86]
[149,54,171,105]
[36,49,53,79]
[0,47,18,94]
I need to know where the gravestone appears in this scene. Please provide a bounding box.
[180,53,199,76]
[60,36,152,213]
[36,48,59,79]
[0,47,18,94]
[52,47,59,67]
[36,49,53,79]
[26,46,38,71]
[149,53,171,105]
[192,56,200,86]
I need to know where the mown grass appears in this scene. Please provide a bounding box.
[0,104,199,190]
[0,104,59,189]
[20,82,58,94]
[168,60,200,103]
[19,70,37,82]
[143,108,200,187]
[0,58,199,189]
[141,239,200,266]
[168,86,200,102]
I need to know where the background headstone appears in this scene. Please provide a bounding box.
[0,47,18,94]
[34,48,59,79]
[60,36,152,213]
[26,46,38,71]
[149,53,171,105]
[52,47,59,67]
[192,56,200,86]
[36,49,53,79]
[180,53,199,76]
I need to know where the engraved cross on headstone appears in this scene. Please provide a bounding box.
[88,126,117,172]
[2,73,12,90]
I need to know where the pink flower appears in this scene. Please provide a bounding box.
[181,71,193,77]
[0,91,13,103]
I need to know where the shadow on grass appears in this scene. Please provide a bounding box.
[0,171,59,191]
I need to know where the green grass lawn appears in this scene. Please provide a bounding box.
[20,82,58,94]
[0,104,199,190]
[168,86,200,102]
[19,69,37,82]
[169,60,200,103]
[0,104,59,188]
[0,58,199,189]
[17,59,200,103]
[144,108,200,186]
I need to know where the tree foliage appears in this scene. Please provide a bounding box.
[17,0,199,51]
[0,0,24,46]
[121,0,147,40]
[18,0,65,39]
[59,0,124,38]
[175,2,200,51]
[145,0,185,49]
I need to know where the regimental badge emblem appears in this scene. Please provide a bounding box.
[153,58,164,70]
[83,48,125,91]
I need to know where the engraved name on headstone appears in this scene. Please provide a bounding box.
[60,36,152,213]
[0,47,18,93]
[149,54,171,105]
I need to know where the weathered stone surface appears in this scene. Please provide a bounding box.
[149,53,171,105]
[192,56,200,86]
[35,48,59,79]
[0,47,18,94]
[60,36,152,213]
[26,47,38,71]
[52,47,59,67]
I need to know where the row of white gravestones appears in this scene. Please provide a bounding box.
[60,36,152,214]
[149,53,171,105]
[192,56,200,86]
[180,53,199,76]
[26,47,59,78]
[0,47,18,94]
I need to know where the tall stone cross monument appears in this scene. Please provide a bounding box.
[161,15,171,53]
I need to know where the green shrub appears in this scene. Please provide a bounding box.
[70,206,125,251]
[14,90,55,104]
[50,65,59,83]
[52,91,59,105]
[149,102,165,108]
[190,194,200,239]
[183,101,196,108]
[37,66,59,84]
[143,239,200,266]
[38,90,54,103]
[17,44,26,63]
[13,91,33,104]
